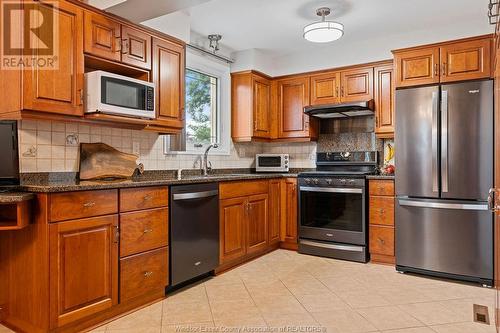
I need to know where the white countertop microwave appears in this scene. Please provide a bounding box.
[255,154,289,172]
[84,70,156,119]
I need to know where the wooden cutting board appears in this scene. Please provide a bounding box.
[79,143,140,180]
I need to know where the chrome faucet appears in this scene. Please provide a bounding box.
[202,143,219,176]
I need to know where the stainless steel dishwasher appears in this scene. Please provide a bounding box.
[169,182,219,287]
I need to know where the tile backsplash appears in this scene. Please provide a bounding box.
[17,120,316,173]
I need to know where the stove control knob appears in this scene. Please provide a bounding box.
[304,179,311,185]
[349,179,355,184]
[340,179,347,183]
[312,178,319,185]
[326,179,333,185]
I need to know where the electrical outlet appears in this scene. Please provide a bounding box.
[132,141,140,156]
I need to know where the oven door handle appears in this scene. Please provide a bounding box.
[299,186,363,194]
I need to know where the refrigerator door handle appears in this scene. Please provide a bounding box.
[441,90,449,193]
[431,91,439,193]
[398,198,488,211]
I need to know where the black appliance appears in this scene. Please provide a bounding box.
[0,121,20,185]
[169,183,219,287]
[395,80,494,286]
[298,151,377,262]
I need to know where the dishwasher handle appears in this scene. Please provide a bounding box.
[172,190,219,201]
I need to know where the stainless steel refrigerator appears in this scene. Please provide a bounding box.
[395,79,494,286]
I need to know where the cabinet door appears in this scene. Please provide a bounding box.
[83,11,121,62]
[310,72,341,105]
[268,180,281,245]
[219,197,247,264]
[440,38,492,83]
[281,178,298,244]
[394,47,440,88]
[253,76,272,138]
[246,194,269,255]
[374,65,395,137]
[152,38,185,129]
[277,77,311,138]
[121,25,152,70]
[49,215,118,328]
[23,1,84,116]
[340,67,373,102]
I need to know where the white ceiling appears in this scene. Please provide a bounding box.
[187,0,492,58]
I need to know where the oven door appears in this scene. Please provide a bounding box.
[299,186,366,245]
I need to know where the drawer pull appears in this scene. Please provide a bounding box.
[194,261,202,266]
[377,237,385,244]
[144,271,153,278]
[379,209,385,214]
[143,194,153,201]
[143,228,153,234]
[83,201,96,208]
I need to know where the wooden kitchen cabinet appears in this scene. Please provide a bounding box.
[84,11,121,62]
[120,25,152,70]
[440,38,492,82]
[340,67,374,102]
[151,38,185,131]
[268,179,281,245]
[393,35,493,88]
[280,178,298,249]
[23,1,84,117]
[49,215,119,328]
[246,194,269,255]
[368,179,395,264]
[277,77,317,140]
[310,72,341,105]
[374,64,395,138]
[219,196,248,264]
[231,71,273,141]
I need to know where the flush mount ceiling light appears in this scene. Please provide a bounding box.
[304,7,344,43]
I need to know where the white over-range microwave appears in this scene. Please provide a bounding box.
[84,70,156,119]
[255,154,289,172]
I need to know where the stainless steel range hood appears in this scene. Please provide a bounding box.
[304,100,375,119]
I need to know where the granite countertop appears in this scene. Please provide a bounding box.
[14,170,305,193]
[366,175,395,180]
[0,191,35,203]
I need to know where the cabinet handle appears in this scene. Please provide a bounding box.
[341,86,345,97]
[335,86,339,97]
[113,225,120,244]
[441,63,446,76]
[115,36,122,53]
[143,194,153,201]
[434,63,439,76]
[121,39,129,55]
[254,119,257,131]
[143,271,153,278]
[83,201,95,208]
[377,237,385,245]
[78,89,84,106]
[379,208,385,214]
[143,228,153,234]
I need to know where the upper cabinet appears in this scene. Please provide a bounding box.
[374,64,395,138]
[393,35,493,88]
[231,71,273,142]
[151,38,185,131]
[310,67,373,105]
[277,76,318,140]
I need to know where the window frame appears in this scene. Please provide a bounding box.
[164,50,231,156]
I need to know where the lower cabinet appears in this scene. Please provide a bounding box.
[368,179,396,264]
[246,194,269,255]
[49,215,119,328]
[280,178,298,248]
[268,179,281,245]
[219,197,247,264]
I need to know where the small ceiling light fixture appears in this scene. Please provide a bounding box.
[208,34,222,54]
[304,7,344,43]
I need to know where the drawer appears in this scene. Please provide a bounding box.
[369,196,394,226]
[369,225,394,256]
[49,190,118,222]
[120,247,168,301]
[369,180,394,196]
[219,180,269,200]
[120,187,168,212]
[120,208,168,257]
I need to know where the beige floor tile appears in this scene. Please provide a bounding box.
[253,294,307,315]
[263,312,319,328]
[87,326,107,332]
[380,327,435,333]
[107,302,163,330]
[417,285,469,302]
[319,276,371,293]
[312,309,379,333]
[161,322,215,333]
[209,298,261,319]
[107,328,160,333]
[356,306,424,331]
[163,301,213,325]
[244,280,292,297]
[0,325,14,333]
[165,284,208,304]
[205,282,251,301]
[213,313,267,327]
[282,277,330,296]
[203,271,243,286]
[295,292,350,312]
[337,290,391,309]
[398,302,464,326]
[430,322,496,333]
[377,286,433,305]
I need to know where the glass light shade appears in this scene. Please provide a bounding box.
[303,21,344,43]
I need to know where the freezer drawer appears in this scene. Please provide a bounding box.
[396,198,493,284]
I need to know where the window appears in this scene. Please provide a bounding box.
[165,50,230,155]
[185,69,218,149]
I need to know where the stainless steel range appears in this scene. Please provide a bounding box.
[298,151,377,263]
